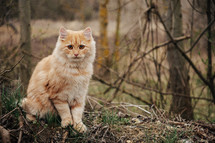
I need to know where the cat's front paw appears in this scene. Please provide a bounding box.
[74,122,87,133]
[61,118,73,128]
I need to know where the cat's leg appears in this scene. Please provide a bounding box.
[51,98,73,127]
[71,102,87,133]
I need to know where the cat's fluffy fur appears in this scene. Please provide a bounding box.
[22,27,96,133]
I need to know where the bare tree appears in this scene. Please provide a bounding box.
[113,0,121,71]
[98,0,110,78]
[165,0,193,119]
[206,0,215,103]
[19,0,31,90]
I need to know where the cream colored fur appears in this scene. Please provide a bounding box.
[22,27,96,133]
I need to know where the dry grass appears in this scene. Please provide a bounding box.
[1,88,215,142]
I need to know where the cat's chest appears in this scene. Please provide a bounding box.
[50,64,92,96]
[68,68,91,82]
[63,73,90,103]
[62,68,91,92]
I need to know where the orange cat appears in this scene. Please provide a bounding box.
[22,27,96,133]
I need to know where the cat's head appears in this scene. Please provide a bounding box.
[55,27,95,63]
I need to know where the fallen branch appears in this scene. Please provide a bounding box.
[17,116,24,143]
[61,131,68,143]
[0,107,18,120]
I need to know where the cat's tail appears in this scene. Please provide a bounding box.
[21,98,37,121]
[21,98,28,112]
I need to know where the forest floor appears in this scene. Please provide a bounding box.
[1,92,215,143]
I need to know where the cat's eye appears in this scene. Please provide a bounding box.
[67,45,73,50]
[79,45,85,49]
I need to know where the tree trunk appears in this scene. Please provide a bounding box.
[19,0,31,91]
[0,90,1,116]
[166,0,193,120]
[206,0,215,102]
[113,0,121,71]
[98,0,110,78]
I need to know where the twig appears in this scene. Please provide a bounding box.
[93,75,152,106]
[17,106,30,127]
[0,107,18,120]
[101,126,109,142]
[120,104,151,115]
[185,18,215,53]
[120,105,141,117]
[0,55,24,76]
[150,105,158,119]
[35,128,45,136]
[86,96,94,110]
[87,95,103,109]
[108,0,135,11]
[95,62,213,102]
[17,106,45,142]
[22,50,42,60]
[61,131,68,143]
[154,9,210,88]
[18,116,24,143]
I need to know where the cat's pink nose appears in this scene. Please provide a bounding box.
[74,54,79,57]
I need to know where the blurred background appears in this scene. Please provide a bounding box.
[0,0,215,123]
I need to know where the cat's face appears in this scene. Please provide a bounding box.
[58,27,93,62]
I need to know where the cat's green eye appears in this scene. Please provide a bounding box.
[67,45,73,50]
[79,45,85,49]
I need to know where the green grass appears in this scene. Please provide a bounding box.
[1,85,23,118]
[162,129,179,143]
[162,128,186,143]
[66,125,89,143]
[101,110,129,125]
[1,84,62,127]
[44,112,61,126]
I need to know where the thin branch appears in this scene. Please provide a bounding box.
[22,50,42,60]
[154,9,210,87]
[103,35,190,96]
[17,116,24,143]
[0,55,24,76]
[108,0,135,11]
[96,62,213,102]
[185,18,215,53]
[0,107,18,120]
[92,75,152,106]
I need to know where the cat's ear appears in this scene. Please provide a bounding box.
[83,27,92,40]
[59,27,68,41]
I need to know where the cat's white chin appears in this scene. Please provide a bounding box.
[70,57,84,62]
[66,55,83,62]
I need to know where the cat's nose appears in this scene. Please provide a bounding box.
[74,54,79,57]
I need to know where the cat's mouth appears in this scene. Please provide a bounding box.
[73,57,81,59]
[71,57,83,61]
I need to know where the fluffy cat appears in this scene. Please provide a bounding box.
[22,27,96,133]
